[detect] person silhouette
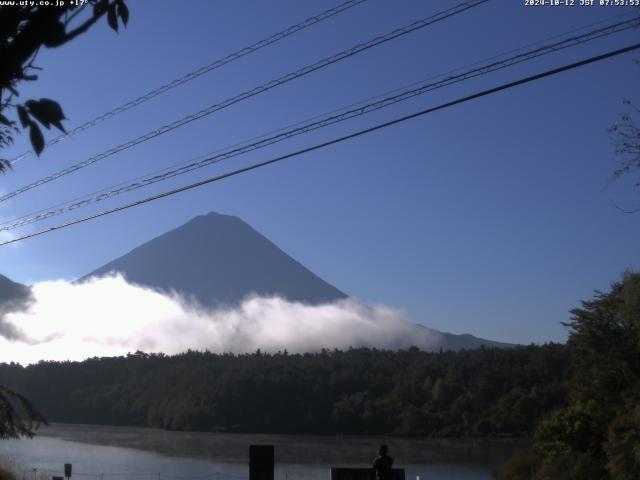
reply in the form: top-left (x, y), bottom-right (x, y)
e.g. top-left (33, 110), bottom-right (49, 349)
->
top-left (372, 445), bottom-right (393, 480)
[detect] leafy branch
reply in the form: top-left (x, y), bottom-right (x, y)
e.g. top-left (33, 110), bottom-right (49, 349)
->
top-left (0, 384), bottom-right (47, 439)
top-left (0, 0), bottom-right (129, 171)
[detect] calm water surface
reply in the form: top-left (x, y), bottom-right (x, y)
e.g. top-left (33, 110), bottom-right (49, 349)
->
top-left (0, 424), bottom-right (521, 480)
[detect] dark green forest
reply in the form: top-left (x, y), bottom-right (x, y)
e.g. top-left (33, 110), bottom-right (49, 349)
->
top-left (0, 344), bottom-right (568, 437)
top-left (497, 272), bottom-right (640, 480)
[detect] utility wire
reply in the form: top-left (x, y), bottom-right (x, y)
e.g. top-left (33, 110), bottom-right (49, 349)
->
top-left (2, 16), bottom-right (637, 232)
top-left (6, 0), bottom-right (369, 165)
top-left (2, 41), bottom-right (638, 247)
top-left (3, 8), bottom-right (635, 231)
top-left (0, 0), bottom-right (490, 204)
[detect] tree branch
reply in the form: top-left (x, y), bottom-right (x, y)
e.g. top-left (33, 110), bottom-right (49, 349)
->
top-left (62, 2), bottom-right (113, 44)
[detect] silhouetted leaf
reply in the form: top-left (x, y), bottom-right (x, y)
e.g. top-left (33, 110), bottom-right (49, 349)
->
top-left (0, 159), bottom-right (11, 173)
top-left (93, 0), bottom-right (108, 16)
top-left (41, 19), bottom-right (66, 47)
top-left (117, 0), bottom-right (129, 26)
top-left (25, 98), bottom-right (66, 133)
top-left (107, 4), bottom-right (118, 32)
top-left (16, 105), bottom-right (30, 128)
top-left (39, 98), bottom-right (67, 133)
top-left (36, 98), bottom-right (66, 119)
top-left (26, 100), bottom-right (51, 129)
top-left (0, 114), bottom-right (13, 128)
top-left (29, 123), bottom-right (44, 155)
top-left (51, 119), bottom-right (65, 133)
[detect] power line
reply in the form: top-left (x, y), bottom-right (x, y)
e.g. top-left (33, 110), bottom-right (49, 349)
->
top-left (2, 41), bottom-right (638, 247)
top-left (6, 0), bottom-right (369, 165)
top-left (0, 0), bottom-right (490, 204)
top-left (4, 8), bottom-right (634, 231)
top-left (2, 15), bottom-right (637, 232)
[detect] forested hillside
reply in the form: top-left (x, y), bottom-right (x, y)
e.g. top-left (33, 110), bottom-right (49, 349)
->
top-left (0, 345), bottom-right (567, 436)
top-left (498, 272), bottom-right (640, 479)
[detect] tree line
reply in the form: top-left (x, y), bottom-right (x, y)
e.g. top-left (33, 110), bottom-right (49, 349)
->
top-left (0, 343), bottom-right (568, 437)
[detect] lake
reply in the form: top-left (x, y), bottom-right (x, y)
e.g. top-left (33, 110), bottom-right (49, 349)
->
top-left (0, 424), bottom-right (521, 480)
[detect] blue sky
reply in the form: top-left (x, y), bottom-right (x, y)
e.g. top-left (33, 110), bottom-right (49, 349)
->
top-left (0, 0), bottom-right (639, 344)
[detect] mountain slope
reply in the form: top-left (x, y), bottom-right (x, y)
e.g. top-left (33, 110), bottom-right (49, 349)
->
top-left (0, 275), bottom-right (29, 304)
top-left (0, 274), bottom-right (31, 307)
top-left (425, 327), bottom-right (515, 350)
top-left (79, 212), bottom-right (514, 351)
top-left (0, 274), bottom-right (32, 340)
top-left (81, 212), bottom-right (347, 306)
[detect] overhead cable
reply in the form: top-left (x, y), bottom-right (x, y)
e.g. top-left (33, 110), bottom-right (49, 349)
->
top-left (2, 41), bottom-right (638, 246)
top-left (0, 0), bottom-right (490, 204)
top-left (6, 0), bottom-right (370, 165)
top-left (2, 16), bottom-right (637, 232)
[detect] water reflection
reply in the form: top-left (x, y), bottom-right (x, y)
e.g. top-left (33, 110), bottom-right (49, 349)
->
top-left (0, 424), bottom-right (521, 480)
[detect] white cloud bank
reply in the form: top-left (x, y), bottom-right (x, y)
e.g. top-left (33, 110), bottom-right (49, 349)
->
top-left (0, 274), bottom-right (444, 365)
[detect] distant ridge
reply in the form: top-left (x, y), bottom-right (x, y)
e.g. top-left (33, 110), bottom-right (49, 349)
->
top-left (0, 274), bottom-right (32, 340)
top-left (80, 212), bottom-right (347, 307)
top-left (425, 328), bottom-right (515, 350)
top-left (0, 274), bottom-right (31, 307)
